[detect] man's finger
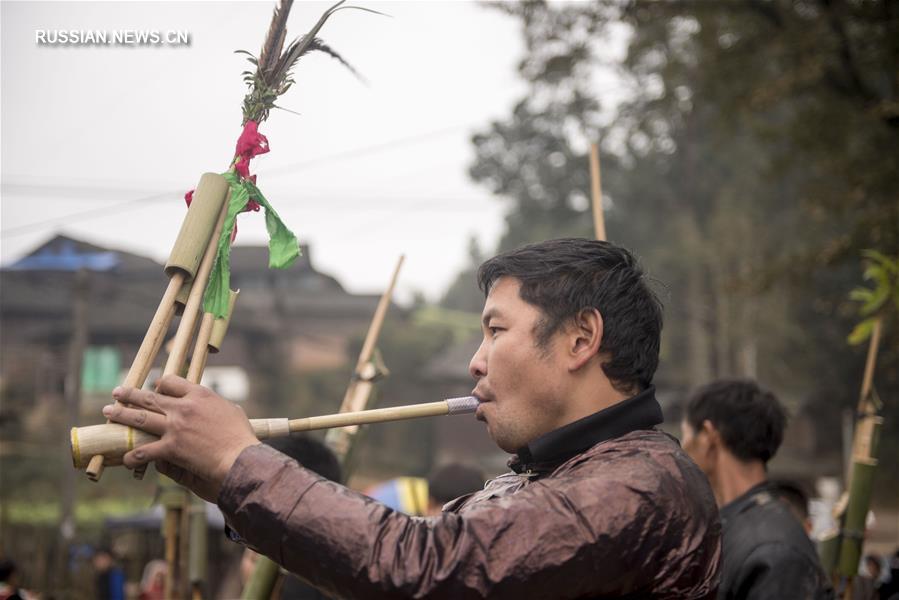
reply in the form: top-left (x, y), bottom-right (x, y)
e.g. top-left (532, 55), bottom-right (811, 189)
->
top-left (122, 440), bottom-right (168, 468)
top-left (111, 386), bottom-right (174, 412)
top-left (155, 374), bottom-right (196, 398)
top-left (102, 404), bottom-right (166, 436)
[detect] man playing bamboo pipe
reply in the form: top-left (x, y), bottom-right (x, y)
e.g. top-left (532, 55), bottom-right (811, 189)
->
top-left (104, 238), bottom-right (721, 598)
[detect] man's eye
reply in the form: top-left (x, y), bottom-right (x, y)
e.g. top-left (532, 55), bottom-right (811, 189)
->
top-left (489, 326), bottom-right (502, 335)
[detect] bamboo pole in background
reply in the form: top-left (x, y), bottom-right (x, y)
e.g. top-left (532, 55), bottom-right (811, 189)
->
top-left (325, 255), bottom-right (405, 459)
top-left (836, 318), bottom-right (884, 599)
top-left (589, 143), bottom-right (607, 242)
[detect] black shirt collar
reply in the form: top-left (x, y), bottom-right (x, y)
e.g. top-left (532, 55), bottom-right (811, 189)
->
top-left (511, 385), bottom-right (663, 473)
top-left (719, 481), bottom-right (773, 527)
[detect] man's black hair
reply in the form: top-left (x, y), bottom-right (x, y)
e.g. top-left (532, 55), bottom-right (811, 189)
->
top-left (265, 434), bottom-right (342, 482)
top-left (427, 463), bottom-right (485, 504)
top-left (477, 238), bottom-right (663, 392)
top-left (0, 559), bottom-right (16, 582)
top-left (770, 479), bottom-right (810, 521)
top-left (685, 379), bottom-right (786, 464)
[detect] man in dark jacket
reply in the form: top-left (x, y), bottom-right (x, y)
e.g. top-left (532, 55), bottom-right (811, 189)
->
top-left (681, 379), bottom-right (834, 600)
top-left (105, 238), bottom-right (721, 598)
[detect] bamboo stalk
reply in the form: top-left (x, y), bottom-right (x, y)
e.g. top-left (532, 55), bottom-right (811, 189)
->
top-left (856, 317), bottom-right (882, 413)
top-left (589, 143), bottom-right (606, 242)
top-left (837, 316), bottom-right (884, 591)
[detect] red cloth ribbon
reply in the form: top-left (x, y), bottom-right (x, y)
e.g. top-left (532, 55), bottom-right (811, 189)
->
top-left (182, 121), bottom-right (268, 242)
top-left (234, 121), bottom-right (267, 212)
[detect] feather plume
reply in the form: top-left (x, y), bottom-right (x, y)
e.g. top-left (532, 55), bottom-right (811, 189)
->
top-left (258, 0), bottom-right (293, 79)
top-left (238, 0), bottom-right (386, 124)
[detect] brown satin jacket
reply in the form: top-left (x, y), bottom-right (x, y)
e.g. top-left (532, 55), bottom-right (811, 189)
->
top-left (219, 387), bottom-right (721, 599)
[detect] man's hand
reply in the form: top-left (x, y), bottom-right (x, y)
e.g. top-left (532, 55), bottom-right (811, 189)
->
top-left (102, 375), bottom-right (260, 502)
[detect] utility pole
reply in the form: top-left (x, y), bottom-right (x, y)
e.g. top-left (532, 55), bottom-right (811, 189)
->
top-left (54, 268), bottom-right (90, 595)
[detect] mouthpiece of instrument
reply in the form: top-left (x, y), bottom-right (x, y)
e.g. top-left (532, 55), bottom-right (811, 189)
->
top-left (445, 396), bottom-right (480, 414)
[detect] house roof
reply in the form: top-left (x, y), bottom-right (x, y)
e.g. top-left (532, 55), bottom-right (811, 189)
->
top-left (5, 234), bottom-right (163, 274)
top-left (1, 234), bottom-right (397, 340)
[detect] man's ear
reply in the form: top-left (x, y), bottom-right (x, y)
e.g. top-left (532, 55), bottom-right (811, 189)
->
top-left (568, 308), bottom-right (603, 370)
top-left (701, 420), bottom-right (721, 451)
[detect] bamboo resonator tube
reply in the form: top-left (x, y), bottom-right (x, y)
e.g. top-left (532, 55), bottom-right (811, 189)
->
top-left (71, 396), bottom-right (480, 470)
top-left (85, 173), bottom-right (231, 482)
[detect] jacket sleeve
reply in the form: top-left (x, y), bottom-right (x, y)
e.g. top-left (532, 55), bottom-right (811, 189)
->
top-left (218, 444), bottom-right (663, 599)
top-left (735, 543), bottom-right (835, 600)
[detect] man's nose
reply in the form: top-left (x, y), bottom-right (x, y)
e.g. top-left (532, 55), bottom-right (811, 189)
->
top-left (469, 340), bottom-right (487, 380)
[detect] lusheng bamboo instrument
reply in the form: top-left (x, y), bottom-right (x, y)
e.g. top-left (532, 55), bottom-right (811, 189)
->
top-left (85, 173), bottom-right (231, 482)
top-left (70, 397), bottom-right (480, 469)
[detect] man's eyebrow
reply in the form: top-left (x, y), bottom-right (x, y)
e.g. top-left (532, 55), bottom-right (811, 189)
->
top-left (481, 308), bottom-right (501, 327)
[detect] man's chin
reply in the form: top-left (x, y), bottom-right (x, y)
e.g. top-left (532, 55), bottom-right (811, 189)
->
top-left (487, 428), bottom-right (518, 454)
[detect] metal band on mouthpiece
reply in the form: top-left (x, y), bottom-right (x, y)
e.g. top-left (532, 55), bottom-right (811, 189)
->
top-left (445, 396), bottom-right (480, 415)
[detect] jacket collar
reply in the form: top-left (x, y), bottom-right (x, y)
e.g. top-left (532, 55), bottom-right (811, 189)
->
top-left (719, 480), bottom-right (774, 528)
top-left (510, 385), bottom-right (663, 474)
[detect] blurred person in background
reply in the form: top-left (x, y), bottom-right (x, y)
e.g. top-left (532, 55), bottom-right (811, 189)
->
top-left (0, 559), bottom-right (36, 600)
top-left (880, 549), bottom-right (899, 600)
top-left (426, 463), bottom-right (485, 516)
top-left (682, 379), bottom-right (834, 600)
top-left (92, 548), bottom-right (124, 600)
top-left (137, 560), bottom-right (166, 600)
top-left (770, 479), bottom-right (814, 535)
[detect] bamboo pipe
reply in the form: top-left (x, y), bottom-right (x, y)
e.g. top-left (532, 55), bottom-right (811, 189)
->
top-left (164, 200), bottom-right (229, 378)
top-left (186, 288), bottom-right (239, 384)
top-left (86, 174), bottom-right (230, 481)
top-left (70, 397), bottom-right (480, 469)
top-left (589, 143), bottom-right (606, 242)
top-left (186, 313), bottom-right (216, 383)
top-left (127, 199), bottom-right (229, 483)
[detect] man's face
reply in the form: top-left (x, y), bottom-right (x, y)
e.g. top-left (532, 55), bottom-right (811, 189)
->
top-left (469, 277), bottom-right (569, 453)
top-left (680, 418), bottom-right (714, 476)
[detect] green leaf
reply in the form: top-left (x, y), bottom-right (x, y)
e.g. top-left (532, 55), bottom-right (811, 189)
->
top-left (861, 249), bottom-right (890, 268)
top-left (848, 318), bottom-right (875, 345)
top-left (861, 284), bottom-right (889, 316)
top-left (849, 288), bottom-right (874, 303)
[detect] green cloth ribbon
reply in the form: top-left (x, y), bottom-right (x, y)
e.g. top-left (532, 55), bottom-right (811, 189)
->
top-left (203, 171), bottom-right (301, 317)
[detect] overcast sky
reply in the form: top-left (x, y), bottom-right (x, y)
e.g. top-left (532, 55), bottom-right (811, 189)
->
top-left (1, 1), bottom-right (531, 303)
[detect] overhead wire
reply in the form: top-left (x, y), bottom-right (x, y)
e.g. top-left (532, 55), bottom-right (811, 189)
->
top-left (0, 124), bottom-right (474, 238)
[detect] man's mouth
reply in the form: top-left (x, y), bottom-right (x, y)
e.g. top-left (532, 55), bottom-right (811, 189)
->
top-left (472, 389), bottom-right (491, 422)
